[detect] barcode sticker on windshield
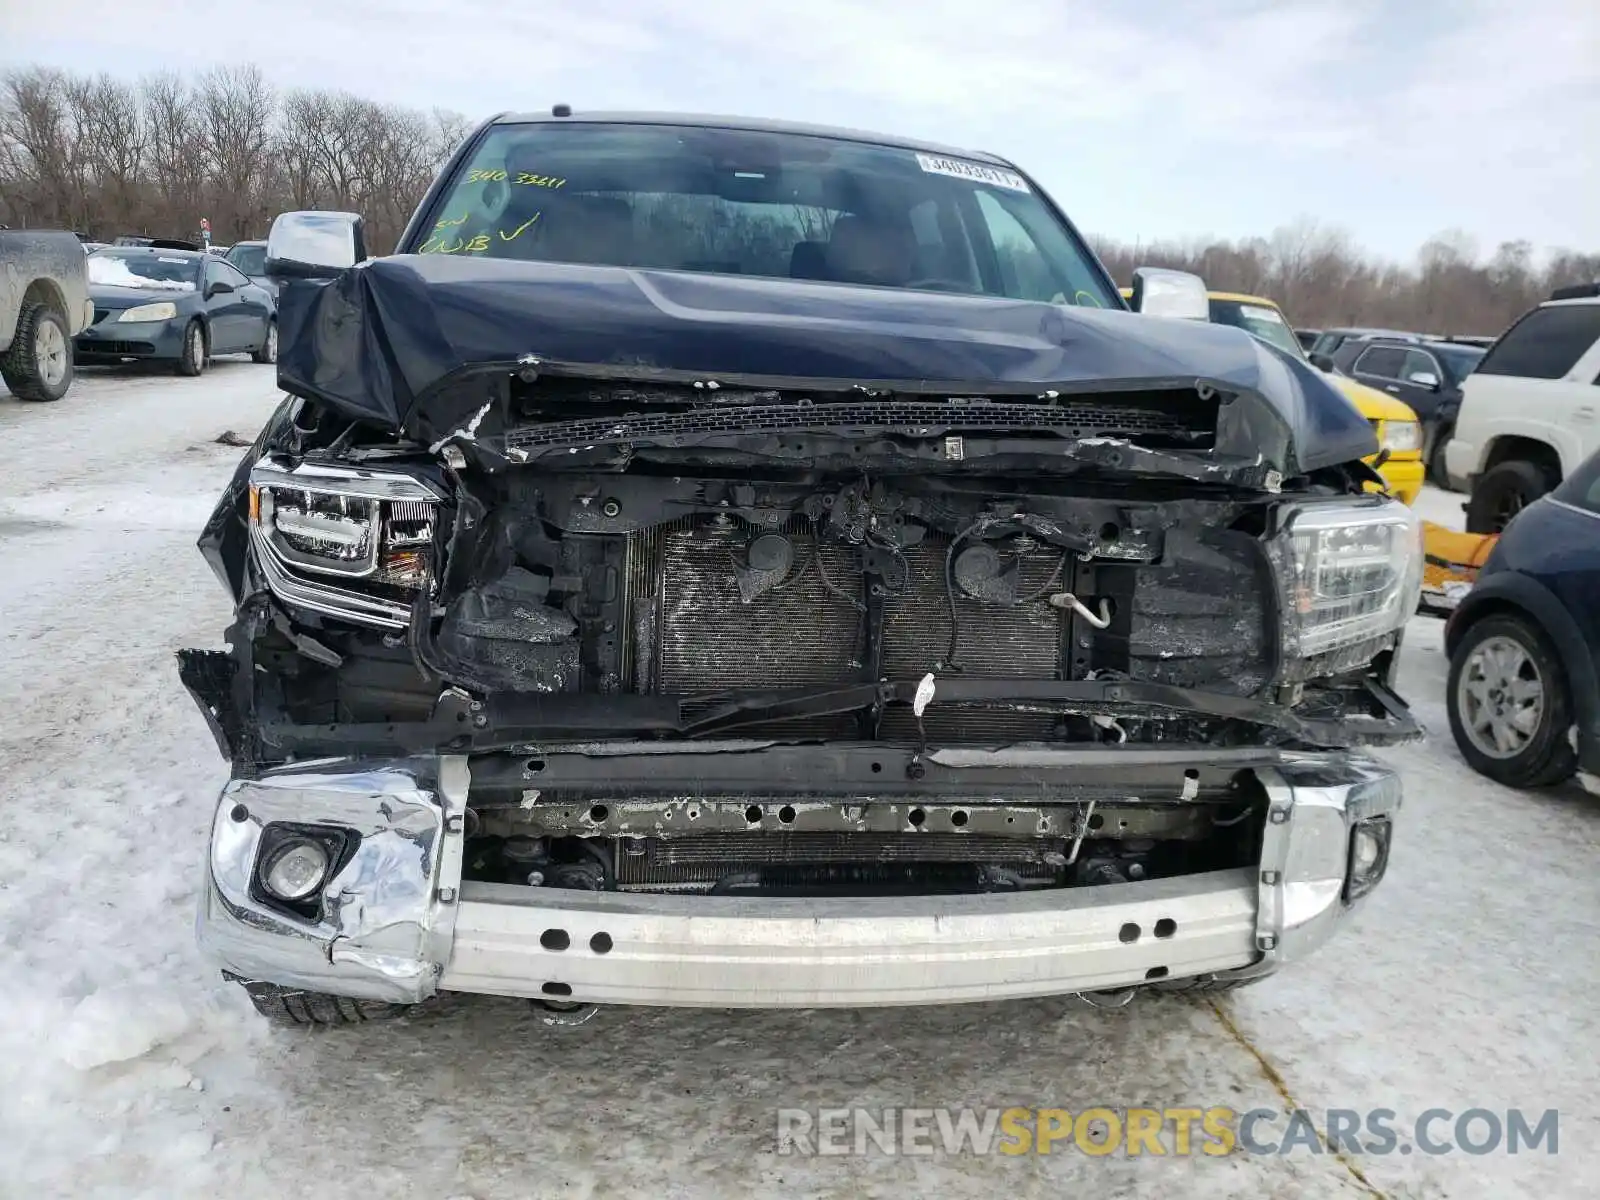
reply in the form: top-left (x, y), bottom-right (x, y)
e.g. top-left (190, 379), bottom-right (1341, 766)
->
top-left (915, 153), bottom-right (1030, 193)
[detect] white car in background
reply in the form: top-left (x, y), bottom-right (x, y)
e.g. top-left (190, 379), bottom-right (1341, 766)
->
top-left (1447, 285), bottom-right (1600, 532)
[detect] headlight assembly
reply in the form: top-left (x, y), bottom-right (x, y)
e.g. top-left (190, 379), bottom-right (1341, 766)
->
top-left (118, 301), bottom-right (178, 322)
top-left (1269, 497), bottom-right (1423, 670)
top-left (1378, 419), bottom-right (1421, 454)
top-left (248, 458), bottom-right (447, 628)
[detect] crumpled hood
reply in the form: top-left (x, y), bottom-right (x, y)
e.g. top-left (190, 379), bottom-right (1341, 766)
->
top-left (276, 254), bottom-right (1378, 475)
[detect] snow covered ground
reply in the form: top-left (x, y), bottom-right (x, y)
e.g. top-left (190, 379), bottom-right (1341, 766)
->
top-left (2, 367), bottom-right (1597, 1200)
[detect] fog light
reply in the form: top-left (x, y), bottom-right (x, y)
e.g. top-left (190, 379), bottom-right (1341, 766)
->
top-left (1345, 817), bottom-right (1392, 901)
top-left (261, 838), bottom-right (331, 901)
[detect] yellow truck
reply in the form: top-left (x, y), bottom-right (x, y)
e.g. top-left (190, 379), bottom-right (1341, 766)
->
top-left (1121, 288), bottom-right (1425, 504)
top-left (1121, 287), bottom-right (1491, 609)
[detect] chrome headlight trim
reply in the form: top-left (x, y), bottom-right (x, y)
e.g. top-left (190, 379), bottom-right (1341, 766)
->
top-left (250, 527), bottom-right (414, 628)
top-left (248, 457), bottom-right (443, 628)
top-left (249, 458), bottom-right (449, 503)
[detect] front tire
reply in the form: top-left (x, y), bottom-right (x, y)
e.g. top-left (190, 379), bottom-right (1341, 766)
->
top-left (176, 320), bottom-right (207, 377)
top-left (233, 978), bottom-right (409, 1027)
top-left (1465, 460), bottom-right (1552, 533)
top-left (251, 319), bottom-right (277, 365)
top-left (1, 303), bottom-right (74, 401)
top-left (1447, 613), bottom-right (1577, 788)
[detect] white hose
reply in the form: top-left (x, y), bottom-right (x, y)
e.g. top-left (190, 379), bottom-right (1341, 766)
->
top-left (1048, 592), bottom-right (1113, 628)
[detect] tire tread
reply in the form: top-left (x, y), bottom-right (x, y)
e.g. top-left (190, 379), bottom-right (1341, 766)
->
top-left (1, 302), bottom-right (73, 401)
top-left (236, 978), bottom-right (408, 1027)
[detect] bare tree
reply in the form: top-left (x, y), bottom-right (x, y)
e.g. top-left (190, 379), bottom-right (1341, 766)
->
top-left (195, 65), bottom-right (276, 241)
top-left (141, 71), bottom-right (204, 237)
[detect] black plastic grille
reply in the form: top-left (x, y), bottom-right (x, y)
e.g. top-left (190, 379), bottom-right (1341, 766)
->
top-left (76, 339), bottom-right (155, 355)
top-left (505, 399), bottom-right (1214, 452)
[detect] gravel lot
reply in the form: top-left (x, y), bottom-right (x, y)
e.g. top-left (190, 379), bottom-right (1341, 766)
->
top-left (2, 366), bottom-right (1596, 1200)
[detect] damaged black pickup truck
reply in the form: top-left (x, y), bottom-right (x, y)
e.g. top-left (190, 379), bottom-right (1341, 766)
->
top-left (180, 111), bottom-right (1421, 1025)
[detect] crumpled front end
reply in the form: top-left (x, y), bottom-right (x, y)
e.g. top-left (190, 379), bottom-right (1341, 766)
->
top-left (183, 351), bottom-right (1419, 1009)
top-left (198, 757), bottom-right (468, 1004)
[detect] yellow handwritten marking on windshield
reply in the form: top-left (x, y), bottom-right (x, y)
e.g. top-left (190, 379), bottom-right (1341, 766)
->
top-left (498, 214), bottom-right (541, 242)
top-left (466, 168), bottom-right (508, 183)
top-left (417, 232), bottom-right (491, 255)
top-left (515, 172), bottom-right (566, 189)
top-left (433, 211), bottom-right (470, 229)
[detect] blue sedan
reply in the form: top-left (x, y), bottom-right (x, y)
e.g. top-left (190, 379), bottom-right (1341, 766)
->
top-left (76, 247), bottom-right (276, 375)
top-left (1446, 449), bottom-right (1600, 790)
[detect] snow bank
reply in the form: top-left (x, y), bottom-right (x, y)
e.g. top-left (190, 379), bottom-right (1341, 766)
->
top-left (58, 985), bottom-right (196, 1071)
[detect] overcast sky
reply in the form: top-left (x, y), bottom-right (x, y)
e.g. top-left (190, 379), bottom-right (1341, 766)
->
top-left (4, 0), bottom-right (1596, 261)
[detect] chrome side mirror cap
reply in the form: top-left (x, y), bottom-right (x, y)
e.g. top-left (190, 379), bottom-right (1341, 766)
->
top-left (1129, 267), bottom-right (1209, 321)
top-left (265, 211), bottom-right (367, 281)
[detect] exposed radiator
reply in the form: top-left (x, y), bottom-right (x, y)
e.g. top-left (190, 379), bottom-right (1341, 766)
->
top-left (626, 518), bottom-right (1067, 740)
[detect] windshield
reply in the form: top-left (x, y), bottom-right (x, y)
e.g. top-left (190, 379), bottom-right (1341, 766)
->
top-left (1208, 298), bottom-right (1304, 358)
top-left (227, 244), bottom-right (267, 276)
top-left (1434, 344), bottom-right (1485, 382)
top-left (87, 251), bottom-right (198, 291)
top-left (407, 122), bottom-right (1120, 307)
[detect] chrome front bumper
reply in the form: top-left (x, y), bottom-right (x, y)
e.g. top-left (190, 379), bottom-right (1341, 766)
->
top-left (198, 753), bottom-right (1400, 1008)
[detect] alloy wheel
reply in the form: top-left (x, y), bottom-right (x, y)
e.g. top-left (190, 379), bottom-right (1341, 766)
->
top-left (35, 318), bottom-right (67, 387)
top-left (1457, 634), bottom-right (1545, 758)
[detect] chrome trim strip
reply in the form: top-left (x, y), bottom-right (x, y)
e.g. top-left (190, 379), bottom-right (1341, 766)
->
top-left (250, 456), bottom-right (449, 502)
top-left (250, 525), bottom-right (411, 628)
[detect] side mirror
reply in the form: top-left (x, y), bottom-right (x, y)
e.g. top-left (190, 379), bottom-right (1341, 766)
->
top-left (207, 281), bottom-right (234, 297)
top-left (264, 210), bottom-right (367, 281)
top-left (1128, 267), bottom-right (1209, 320)
top-left (1309, 352), bottom-right (1336, 372)
top-left (1408, 371), bottom-right (1440, 390)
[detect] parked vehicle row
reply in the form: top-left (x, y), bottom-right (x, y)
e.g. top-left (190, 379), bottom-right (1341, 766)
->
top-left (3, 232), bottom-right (279, 396)
top-left (1126, 288), bottom-right (1428, 504)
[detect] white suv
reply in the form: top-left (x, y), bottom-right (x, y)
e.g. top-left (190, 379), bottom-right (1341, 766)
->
top-left (1447, 286), bottom-right (1600, 532)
